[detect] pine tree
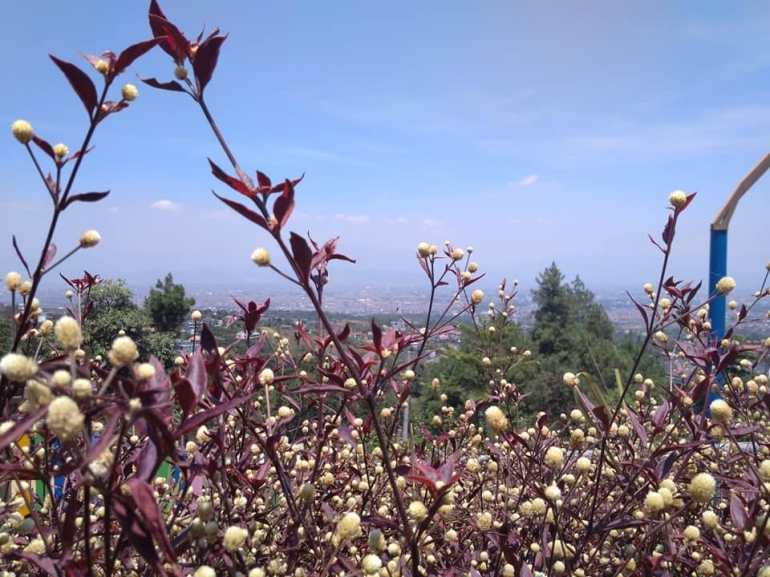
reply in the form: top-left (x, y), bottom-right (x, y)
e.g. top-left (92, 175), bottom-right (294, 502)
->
top-left (144, 273), bottom-right (195, 334)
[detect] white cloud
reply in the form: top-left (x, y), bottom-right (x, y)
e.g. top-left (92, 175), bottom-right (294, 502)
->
top-left (334, 213), bottom-right (370, 223)
top-left (151, 200), bottom-right (183, 211)
top-left (106, 206), bottom-right (120, 213)
top-left (510, 174), bottom-right (539, 187)
top-left (422, 218), bottom-right (441, 227)
top-left (383, 217), bottom-right (408, 225)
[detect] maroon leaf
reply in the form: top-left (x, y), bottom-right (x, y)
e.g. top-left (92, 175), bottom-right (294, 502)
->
top-left (337, 323), bottom-right (351, 341)
top-left (174, 378), bottom-right (196, 417)
top-left (134, 437), bottom-right (159, 482)
top-left (661, 213), bottom-right (675, 246)
top-left (591, 405), bottom-right (610, 431)
top-left (256, 170), bottom-right (272, 189)
top-left (654, 451), bottom-right (678, 482)
top-left (289, 232), bottom-right (313, 282)
top-left (652, 399), bottom-right (670, 430)
top-left (626, 408), bottom-right (648, 448)
top-left (208, 158), bottom-right (253, 197)
top-left (49, 55), bottom-right (98, 116)
top-left (729, 493), bottom-right (749, 531)
top-left (175, 395), bottom-right (250, 438)
top-left (398, 383), bottom-right (411, 405)
top-left (114, 38), bottom-right (162, 76)
top-left (42, 243), bottom-right (57, 271)
top-left (678, 192), bottom-right (697, 212)
top-left (149, 10), bottom-right (190, 63)
top-left (186, 351), bottom-right (207, 404)
top-left (138, 76), bottom-right (188, 93)
top-left (124, 478), bottom-right (177, 563)
top-left (62, 191), bottom-right (110, 210)
top-left (192, 32), bottom-right (227, 93)
top-left (212, 191), bottom-right (268, 230)
top-left (68, 145), bottom-right (95, 162)
top-left (628, 292), bottom-right (649, 326)
top-left (12, 235), bottom-right (31, 277)
top-left (44, 172), bottom-right (58, 196)
top-left (647, 233), bottom-right (665, 253)
top-left (273, 179), bottom-right (295, 228)
top-left (31, 135), bottom-right (55, 160)
top-left (371, 318), bottom-right (382, 351)
top-left (199, 322), bottom-right (218, 356)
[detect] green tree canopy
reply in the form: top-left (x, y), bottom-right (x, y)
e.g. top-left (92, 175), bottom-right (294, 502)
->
top-left (144, 273), bottom-right (195, 333)
top-left (83, 279), bottom-right (177, 368)
top-left (521, 262), bottom-right (663, 416)
top-left (415, 263), bottom-right (665, 425)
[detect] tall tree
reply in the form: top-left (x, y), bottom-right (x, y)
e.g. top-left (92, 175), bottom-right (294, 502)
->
top-left (82, 279), bottom-right (177, 368)
top-left (522, 262), bottom-right (663, 416)
top-left (144, 273), bottom-right (195, 333)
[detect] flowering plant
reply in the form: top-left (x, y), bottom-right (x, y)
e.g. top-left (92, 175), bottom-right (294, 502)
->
top-left (1, 3), bottom-right (770, 576)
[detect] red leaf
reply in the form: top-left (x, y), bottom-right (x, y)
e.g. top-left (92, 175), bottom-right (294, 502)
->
top-left (134, 437), bottom-right (159, 482)
top-left (192, 32), bottom-right (227, 93)
top-left (175, 395), bottom-right (250, 438)
top-left (138, 76), bottom-right (188, 93)
top-left (174, 378), bottom-right (196, 418)
top-left (661, 213), bottom-right (675, 246)
top-left (149, 10), bottom-right (189, 63)
top-left (186, 351), bottom-right (207, 404)
top-left (62, 190), bottom-right (110, 210)
top-left (212, 191), bottom-right (268, 230)
top-left (678, 192), bottom-right (697, 212)
top-left (647, 233), bottom-right (665, 253)
top-left (31, 135), bottom-right (55, 160)
top-left (208, 158), bottom-right (253, 197)
top-left (371, 318), bottom-right (382, 351)
top-left (49, 55), bottom-right (98, 116)
top-left (64, 146), bottom-right (95, 166)
top-left (273, 179), bottom-right (295, 228)
top-left (114, 38), bottom-right (162, 76)
top-left (256, 170), bottom-right (272, 189)
top-left (729, 493), bottom-right (749, 531)
top-left (289, 232), bottom-right (313, 282)
top-left (199, 323), bottom-right (219, 357)
top-left (124, 478), bottom-right (177, 563)
top-left (337, 323), bottom-right (351, 341)
top-left (652, 399), bottom-right (670, 430)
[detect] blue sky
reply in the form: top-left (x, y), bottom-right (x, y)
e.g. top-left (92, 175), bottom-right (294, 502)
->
top-left (2, 1), bottom-right (770, 299)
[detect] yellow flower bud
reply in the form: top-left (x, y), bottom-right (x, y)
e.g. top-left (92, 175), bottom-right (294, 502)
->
top-left (250, 247), bottom-right (271, 267)
top-left (11, 120), bottom-right (34, 144)
top-left (121, 84), bottom-right (139, 101)
top-left (79, 230), bottom-right (101, 248)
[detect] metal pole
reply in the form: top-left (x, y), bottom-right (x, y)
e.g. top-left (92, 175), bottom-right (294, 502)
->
top-left (708, 153), bottom-right (770, 398)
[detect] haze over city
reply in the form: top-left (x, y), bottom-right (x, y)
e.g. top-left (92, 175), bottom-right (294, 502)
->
top-left (2, 2), bottom-right (769, 297)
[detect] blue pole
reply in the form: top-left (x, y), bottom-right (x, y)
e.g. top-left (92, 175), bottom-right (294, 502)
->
top-left (708, 228), bottom-right (728, 344)
top-left (708, 227), bottom-right (728, 402)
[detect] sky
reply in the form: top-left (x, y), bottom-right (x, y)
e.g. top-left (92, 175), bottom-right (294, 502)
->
top-left (1, 1), bottom-right (770, 300)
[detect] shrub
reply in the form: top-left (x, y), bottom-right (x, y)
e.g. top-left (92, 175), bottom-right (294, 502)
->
top-left (1, 3), bottom-right (769, 576)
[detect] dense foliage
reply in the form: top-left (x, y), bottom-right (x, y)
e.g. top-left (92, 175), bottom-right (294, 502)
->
top-left (1, 4), bottom-right (769, 577)
top-left (417, 263), bottom-right (665, 425)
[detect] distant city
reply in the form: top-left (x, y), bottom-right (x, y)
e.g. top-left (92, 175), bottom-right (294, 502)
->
top-left (26, 279), bottom-right (770, 337)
